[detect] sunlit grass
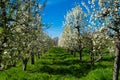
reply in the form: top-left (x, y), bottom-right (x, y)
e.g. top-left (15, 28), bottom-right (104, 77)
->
top-left (0, 47), bottom-right (118, 80)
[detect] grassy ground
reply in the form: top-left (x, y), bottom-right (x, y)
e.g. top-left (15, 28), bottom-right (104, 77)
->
top-left (0, 47), bottom-right (119, 80)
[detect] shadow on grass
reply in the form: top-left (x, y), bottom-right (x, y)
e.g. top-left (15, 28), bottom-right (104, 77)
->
top-left (29, 47), bottom-right (114, 78)
top-left (28, 57), bottom-right (93, 78)
top-left (101, 56), bottom-right (114, 62)
top-left (33, 58), bottom-right (113, 78)
top-left (53, 59), bottom-right (80, 66)
top-left (41, 54), bottom-right (70, 60)
top-left (37, 64), bottom-right (91, 78)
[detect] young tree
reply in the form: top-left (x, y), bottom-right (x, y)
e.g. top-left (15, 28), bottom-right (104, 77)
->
top-left (16, 0), bottom-right (47, 70)
top-left (88, 0), bottom-right (120, 79)
top-left (58, 26), bottom-right (78, 56)
top-left (61, 5), bottom-right (88, 61)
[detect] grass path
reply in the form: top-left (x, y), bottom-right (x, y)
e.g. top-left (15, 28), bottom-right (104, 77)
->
top-left (35, 47), bottom-right (91, 79)
top-left (0, 47), bottom-right (118, 80)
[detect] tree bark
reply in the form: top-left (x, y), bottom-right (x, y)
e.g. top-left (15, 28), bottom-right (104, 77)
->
top-left (12, 61), bottom-right (16, 67)
top-left (30, 52), bottom-right (34, 64)
top-left (0, 1), bottom-right (7, 68)
top-left (76, 26), bottom-right (82, 62)
top-left (22, 58), bottom-right (28, 71)
top-left (113, 33), bottom-right (120, 80)
top-left (0, 50), bottom-right (2, 67)
top-left (70, 50), bottom-right (74, 55)
top-left (79, 49), bottom-right (82, 61)
top-left (90, 39), bottom-right (94, 66)
top-left (90, 51), bottom-right (94, 66)
top-left (73, 51), bottom-right (76, 57)
top-left (37, 53), bottom-right (41, 59)
top-left (94, 52), bottom-right (102, 62)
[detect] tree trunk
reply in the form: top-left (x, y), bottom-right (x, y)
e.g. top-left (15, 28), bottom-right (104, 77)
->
top-left (13, 62), bottom-right (16, 67)
top-left (94, 52), bottom-right (102, 62)
top-left (37, 53), bottom-right (41, 59)
top-left (90, 50), bottom-right (94, 66)
top-left (113, 33), bottom-right (120, 80)
top-left (0, 1), bottom-right (7, 68)
top-left (22, 58), bottom-right (28, 71)
top-left (76, 25), bottom-right (82, 62)
top-left (66, 49), bottom-right (69, 53)
top-left (0, 51), bottom-right (2, 67)
top-left (30, 52), bottom-right (34, 64)
top-left (89, 39), bottom-right (94, 66)
top-left (68, 49), bottom-right (71, 54)
top-left (79, 49), bottom-right (82, 61)
top-left (70, 50), bottom-right (74, 55)
top-left (23, 63), bottom-right (27, 71)
top-left (73, 51), bottom-right (76, 57)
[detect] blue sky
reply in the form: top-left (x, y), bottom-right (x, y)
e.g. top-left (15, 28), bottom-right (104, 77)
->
top-left (42, 0), bottom-right (81, 38)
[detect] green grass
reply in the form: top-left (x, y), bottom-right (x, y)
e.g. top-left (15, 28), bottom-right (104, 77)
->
top-left (0, 27), bottom-right (3, 34)
top-left (0, 47), bottom-right (119, 80)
